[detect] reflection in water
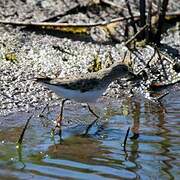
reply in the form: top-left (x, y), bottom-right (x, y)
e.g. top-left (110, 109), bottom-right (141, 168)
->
top-left (0, 91), bottom-right (180, 179)
top-left (130, 100), bottom-right (140, 139)
top-left (23, 135), bottom-right (137, 179)
top-left (47, 136), bottom-right (110, 164)
top-left (156, 104), bottom-right (175, 179)
top-left (16, 144), bottom-right (26, 170)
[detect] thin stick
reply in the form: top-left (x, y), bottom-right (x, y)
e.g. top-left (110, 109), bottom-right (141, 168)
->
top-left (125, 24), bottom-right (148, 46)
top-left (0, 11), bottom-right (179, 29)
top-left (0, 15), bottom-right (140, 28)
top-left (101, 0), bottom-right (128, 12)
top-left (157, 92), bottom-right (169, 101)
top-left (139, 0), bottom-right (146, 39)
top-left (16, 114), bottom-right (33, 146)
top-left (122, 51), bottom-right (128, 63)
top-left (42, 3), bottom-right (80, 22)
top-left (147, 0), bottom-right (152, 42)
top-left (146, 47), bottom-right (156, 68)
top-left (125, 0), bottom-right (137, 33)
top-left (155, 46), bottom-right (168, 80)
top-left (140, 0), bottom-right (146, 27)
top-left (155, 0), bottom-right (169, 44)
top-left (123, 127), bottom-right (130, 152)
top-left (158, 51), bottom-right (174, 64)
top-left (147, 45), bottom-right (174, 64)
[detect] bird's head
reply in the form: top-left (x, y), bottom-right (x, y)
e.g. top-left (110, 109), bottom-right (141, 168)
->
top-left (110, 63), bottom-right (130, 77)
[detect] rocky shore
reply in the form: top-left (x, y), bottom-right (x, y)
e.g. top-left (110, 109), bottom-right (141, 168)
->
top-left (0, 0), bottom-right (179, 117)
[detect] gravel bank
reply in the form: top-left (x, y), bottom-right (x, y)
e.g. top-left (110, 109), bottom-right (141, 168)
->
top-left (0, 0), bottom-right (180, 117)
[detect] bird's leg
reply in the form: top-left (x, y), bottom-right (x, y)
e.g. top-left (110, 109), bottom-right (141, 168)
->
top-left (81, 104), bottom-right (99, 136)
top-left (16, 114), bottom-right (33, 147)
top-left (130, 102), bottom-right (140, 140)
top-left (38, 103), bottom-right (49, 118)
top-left (87, 104), bottom-right (100, 118)
top-left (51, 99), bottom-right (68, 136)
top-left (83, 118), bottom-right (98, 136)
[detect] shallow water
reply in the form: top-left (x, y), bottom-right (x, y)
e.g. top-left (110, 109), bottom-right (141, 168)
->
top-left (0, 90), bottom-right (180, 180)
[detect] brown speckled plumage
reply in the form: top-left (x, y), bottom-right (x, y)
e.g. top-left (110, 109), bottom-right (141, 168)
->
top-left (36, 63), bottom-right (129, 93)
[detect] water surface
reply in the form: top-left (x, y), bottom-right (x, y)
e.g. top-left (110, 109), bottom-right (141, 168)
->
top-left (0, 90), bottom-right (180, 179)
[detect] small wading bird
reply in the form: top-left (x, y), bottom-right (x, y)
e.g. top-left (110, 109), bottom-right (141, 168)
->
top-left (36, 62), bottom-right (132, 135)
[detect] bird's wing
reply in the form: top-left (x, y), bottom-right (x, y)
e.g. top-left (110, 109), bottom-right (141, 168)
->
top-left (36, 76), bottom-right (101, 93)
top-left (52, 78), bottom-right (101, 92)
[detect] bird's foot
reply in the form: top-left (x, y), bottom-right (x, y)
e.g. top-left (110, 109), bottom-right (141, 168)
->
top-left (83, 118), bottom-right (98, 136)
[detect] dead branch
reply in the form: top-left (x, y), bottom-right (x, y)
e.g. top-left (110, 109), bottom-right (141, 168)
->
top-left (100, 0), bottom-right (128, 12)
top-left (0, 15), bottom-right (141, 34)
top-left (0, 10), bottom-right (179, 31)
top-left (123, 127), bottom-right (130, 152)
top-left (147, 0), bottom-right (152, 41)
top-left (17, 114), bottom-right (33, 146)
top-left (0, 15), bottom-right (141, 27)
top-left (42, 0), bottom-right (108, 22)
top-left (125, 0), bottom-right (137, 34)
top-left (42, 4), bottom-right (80, 22)
top-left (155, 0), bottom-right (169, 45)
top-left (155, 46), bottom-right (168, 80)
top-left (125, 24), bottom-right (148, 46)
top-left (140, 0), bottom-right (146, 28)
top-left (147, 45), bottom-right (174, 64)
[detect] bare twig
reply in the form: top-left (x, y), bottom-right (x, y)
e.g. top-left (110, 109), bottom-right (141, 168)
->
top-left (157, 92), bottom-right (169, 101)
top-left (0, 15), bottom-right (140, 29)
top-left (123, 127), bottom-right (130, 152)
top-left (122, 51), bottom-right (128, 63)
top-left (125, 24), bottom-right (148, 46)
top-left (140, 0), bottom-right (146, 27)
top-left (165, 11), bottom-right (180, 19)
top-left (158, 52), bottom-right (174, 64)
top-left (100, 0), bottom-right (128, 12)
top-left (146, 47), bottom-right (156, 67)
top-left (155, 0), bottom-right (169, 45)
top-left (125, 0), bottom-right (137, 34)
top-left (140, 0), bottom-right (146, 39)
top-left (155, 46), bottom-right (168, 80)
top-left (0, 10), bottom-right (178, 32)
top-left (147, 0), bottom-right (152, 41)
top-left (16, 114), bottom-right (33, 146)
top-left (41, 4), bottom-right (79, 22)
top-left (42, 0), bottom-right (104, 22)
top-left (147, 45), bottom-right (174, 64)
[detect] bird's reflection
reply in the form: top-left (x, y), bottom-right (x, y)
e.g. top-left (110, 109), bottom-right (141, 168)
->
top-left (47, 135), bottom-right (111, 164)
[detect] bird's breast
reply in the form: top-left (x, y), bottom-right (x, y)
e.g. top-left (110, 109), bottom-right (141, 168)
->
top-left (45, 84), bottom-right (105, 103)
